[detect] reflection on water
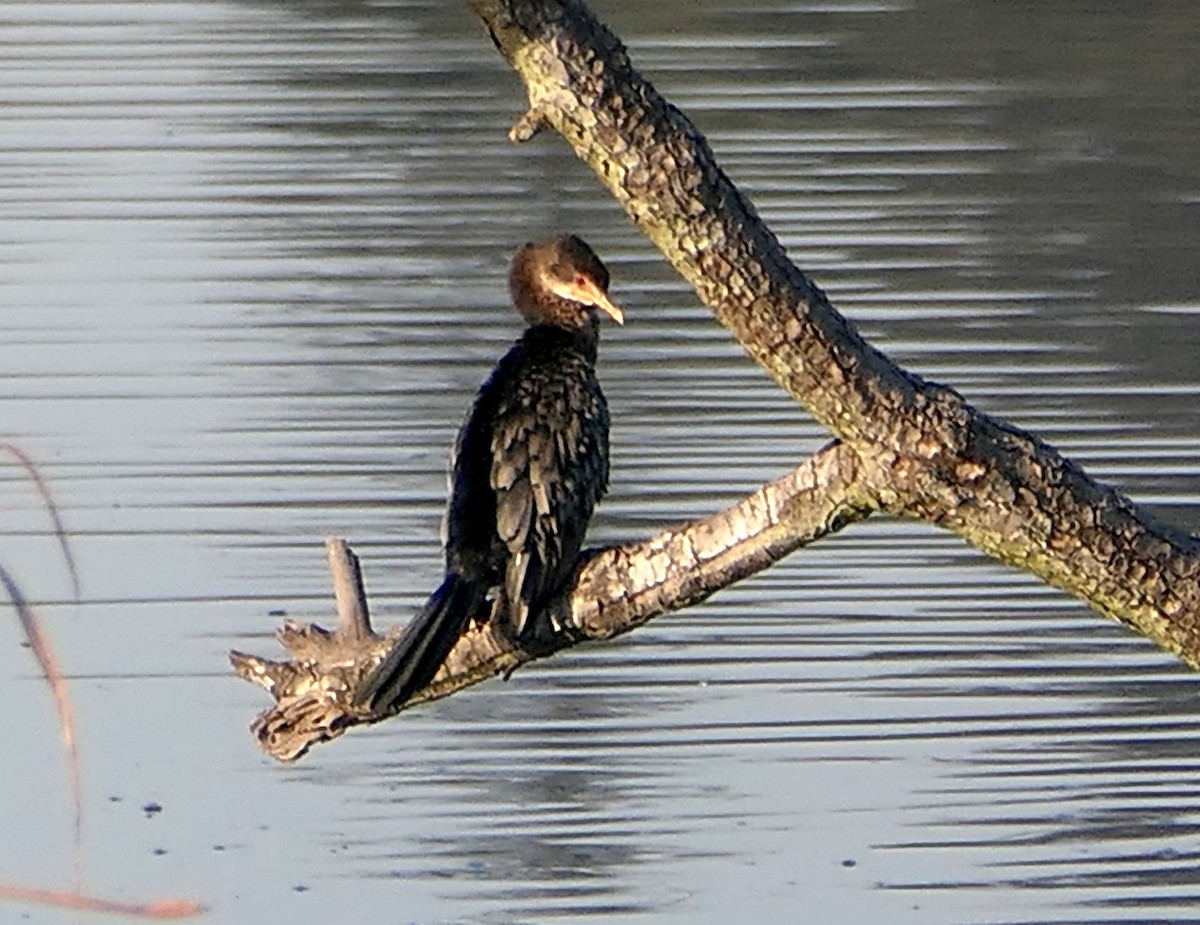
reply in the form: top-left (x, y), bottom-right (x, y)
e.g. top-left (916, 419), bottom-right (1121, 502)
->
top-left (3, 0), bottom-right (1200, 922)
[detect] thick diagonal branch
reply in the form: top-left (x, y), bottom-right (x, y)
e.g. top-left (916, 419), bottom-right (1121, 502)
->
top-left (232, 443), bottom-right (870, 761)
top-left (464, 0), bottom-right (1200, 663)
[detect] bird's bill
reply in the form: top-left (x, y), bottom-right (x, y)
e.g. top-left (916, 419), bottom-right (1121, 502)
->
top-left (552, 275), bottom-right (626, 324)
top-left (591, 291), bottom-right (625, 325)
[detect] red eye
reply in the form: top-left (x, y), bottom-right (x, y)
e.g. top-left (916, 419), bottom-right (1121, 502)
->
top-left (575, 274), bottom-right (587, 286)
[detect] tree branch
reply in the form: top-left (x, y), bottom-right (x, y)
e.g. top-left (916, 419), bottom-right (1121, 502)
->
top-left (463, 0), bottom-right (1200, 660)
top-left (233, 0), bottom-right (1200, 759)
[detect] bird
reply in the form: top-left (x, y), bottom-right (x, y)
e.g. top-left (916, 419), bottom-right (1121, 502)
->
top-left (354, 234), bottom-right (623, 714)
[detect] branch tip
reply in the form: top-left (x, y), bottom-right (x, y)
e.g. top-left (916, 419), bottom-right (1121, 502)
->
top-left (325, 537), bottom-right (374, 641)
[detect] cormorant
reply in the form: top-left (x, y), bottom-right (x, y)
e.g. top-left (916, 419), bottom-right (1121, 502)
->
top-left (355, 234), bottom-right (623, 713)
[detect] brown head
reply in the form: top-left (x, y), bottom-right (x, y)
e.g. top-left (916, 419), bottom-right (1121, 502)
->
top-left (508, 235), bottom-right (624, 330)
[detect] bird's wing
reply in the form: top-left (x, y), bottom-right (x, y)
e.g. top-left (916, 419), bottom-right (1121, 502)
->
top-left (491, 379), bottom-right (609, 636)
top-left (443, 347), bottom-right (521, 573)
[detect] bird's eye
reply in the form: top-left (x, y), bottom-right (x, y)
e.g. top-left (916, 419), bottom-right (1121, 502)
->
top-left (574, 274), bottom-right (587, 287)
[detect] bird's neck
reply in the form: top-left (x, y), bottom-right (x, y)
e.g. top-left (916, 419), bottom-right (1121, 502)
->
top-left (521, 317), bottom-right (600, 363)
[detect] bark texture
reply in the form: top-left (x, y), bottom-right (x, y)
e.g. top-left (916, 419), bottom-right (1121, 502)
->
top-left (234, 0), bottom-right (1200, 761)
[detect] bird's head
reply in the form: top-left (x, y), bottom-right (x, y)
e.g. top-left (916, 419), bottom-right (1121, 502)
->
top-left (509, 234), bottom-right (624, 329)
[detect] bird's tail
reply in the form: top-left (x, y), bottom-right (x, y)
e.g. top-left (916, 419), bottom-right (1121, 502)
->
top-left (353, 573), bottom-right (487, 713)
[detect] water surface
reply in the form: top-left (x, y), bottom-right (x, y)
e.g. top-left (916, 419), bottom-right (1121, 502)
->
top-left (3, 1), bottom-right (1200, 922)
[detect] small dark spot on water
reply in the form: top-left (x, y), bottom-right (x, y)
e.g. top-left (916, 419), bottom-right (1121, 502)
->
top-left (269, 608), bottom-right (288, 617)
top-left (143, 801), bottom-right (163, 817)
top-left (293, 884), bottom-right (309, 893)
top-left (153, 847), bottom-right (168, 856)
top-left (842, 858), bottom-right (857, 868)
top-left (213, 844), bottom-right (225, 852)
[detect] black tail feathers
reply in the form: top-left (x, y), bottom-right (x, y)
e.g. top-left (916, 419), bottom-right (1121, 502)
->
top-left (353, 573), bottom-right (487, 713)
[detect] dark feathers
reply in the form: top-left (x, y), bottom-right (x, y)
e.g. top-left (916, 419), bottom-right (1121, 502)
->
top-left (354, 235), bottom-right (617, 715)
top-left (352, 574), bottom-right (487, 711)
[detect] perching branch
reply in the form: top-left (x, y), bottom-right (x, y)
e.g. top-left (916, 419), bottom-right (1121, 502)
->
top-left (234, 0), bottom-right (1200, 760)
top-left (233, 444), bottom-right (869, 760)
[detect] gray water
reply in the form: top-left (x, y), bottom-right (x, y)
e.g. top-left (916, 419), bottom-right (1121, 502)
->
top-left (3, 1), bottom-right (1200, 922)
